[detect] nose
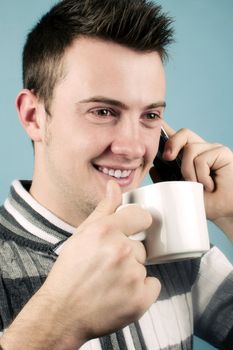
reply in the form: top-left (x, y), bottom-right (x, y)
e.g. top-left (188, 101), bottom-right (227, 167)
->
top-left (110, 120), bottom-right (146, 159)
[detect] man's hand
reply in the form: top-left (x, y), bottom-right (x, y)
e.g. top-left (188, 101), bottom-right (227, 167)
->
top-left (150, 122), bottom-right (233, 241)
top-left (1, 180), bottom-right (160, 350)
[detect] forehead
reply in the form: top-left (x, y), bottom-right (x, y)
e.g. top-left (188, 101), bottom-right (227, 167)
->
top-left (57, 37), bottom-right (166, 103)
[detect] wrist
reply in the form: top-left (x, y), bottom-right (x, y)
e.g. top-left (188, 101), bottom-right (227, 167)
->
top-left (0, 289), bottom-right (87, 350)
top-left (213, 216), bottom-right (233, 243)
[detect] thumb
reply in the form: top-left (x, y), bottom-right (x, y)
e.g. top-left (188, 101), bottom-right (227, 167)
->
top-left (79, 180), bottom-right (122, 228)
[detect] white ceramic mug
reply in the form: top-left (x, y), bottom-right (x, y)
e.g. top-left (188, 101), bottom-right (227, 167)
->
top-left (121, 181), bottom-right (210, 265)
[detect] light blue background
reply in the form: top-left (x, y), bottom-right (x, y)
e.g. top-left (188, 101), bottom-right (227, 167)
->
top-left (0, 1), bottom-right (232, 349)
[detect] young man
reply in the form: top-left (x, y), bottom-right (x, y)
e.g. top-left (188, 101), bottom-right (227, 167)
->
top-left (0, 0), bottom-right (232, 349)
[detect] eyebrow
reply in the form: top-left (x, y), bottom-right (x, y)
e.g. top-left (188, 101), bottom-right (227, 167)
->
top-left (78, 96), bottom-right (166, 110)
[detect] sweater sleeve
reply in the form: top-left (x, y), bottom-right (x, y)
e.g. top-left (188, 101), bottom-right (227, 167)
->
top-left (191, 246), bottom-right (233, 349)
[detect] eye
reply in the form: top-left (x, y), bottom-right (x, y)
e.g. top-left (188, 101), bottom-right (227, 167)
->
top-left (93, 108), bottom-right (115, 117)
top-left (144, 112), bottom-right (161, 120)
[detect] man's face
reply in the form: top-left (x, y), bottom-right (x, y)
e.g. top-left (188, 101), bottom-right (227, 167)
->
top-left (38, 38), bottom-right (166, 221)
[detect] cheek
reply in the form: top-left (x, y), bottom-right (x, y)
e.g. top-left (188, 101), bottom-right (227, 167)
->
top-left (78, 129), bottom-right (112, 155)
top-left (62, 126), bottom-right (113, 163)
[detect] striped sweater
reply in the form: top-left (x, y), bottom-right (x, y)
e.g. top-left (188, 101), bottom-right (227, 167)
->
top-left (0, 180), bottom-right (232, 349)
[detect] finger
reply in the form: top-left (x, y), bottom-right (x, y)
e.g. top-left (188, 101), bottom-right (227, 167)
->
top-left (203, 145), bottom-right (233, 172)
top-left (194, 145), bottom-right (233, 192)
top-left (142, 277), bottom-right (161, 310)
top-left (181, 143), bottom-right (221, 183)
top-left (195, 159), bottom-right (215, 192)
top-left (129, 240), bottom-right (147, 265)
top-left (163, 128), bottom-right (205, 161)
top-left (79, 180), bottom-right (122, 230)
top-left (161, 120), bottom-right (176, 137)
top-left (110, 204), bottom-right (152, 237)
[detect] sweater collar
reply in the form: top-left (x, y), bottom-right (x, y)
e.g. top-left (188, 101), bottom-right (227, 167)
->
top-left (4, 180), bottom-right (76, 249)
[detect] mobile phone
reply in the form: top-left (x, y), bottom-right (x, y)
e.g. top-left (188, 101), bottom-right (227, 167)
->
top-left (151, 128), bottom-right (184, 182)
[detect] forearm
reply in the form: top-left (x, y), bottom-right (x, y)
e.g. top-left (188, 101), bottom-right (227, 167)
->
top-left (213, 216), bottom-right (233, 243)
top-left (0, 290), bottom-right (85, 350)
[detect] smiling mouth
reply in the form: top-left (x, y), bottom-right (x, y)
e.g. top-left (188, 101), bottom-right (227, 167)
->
top-left (94, 165), bottom-right (134, 179)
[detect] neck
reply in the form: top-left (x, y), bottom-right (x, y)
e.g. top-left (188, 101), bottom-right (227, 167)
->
top-left (29, 178), bottom-right (88, 228)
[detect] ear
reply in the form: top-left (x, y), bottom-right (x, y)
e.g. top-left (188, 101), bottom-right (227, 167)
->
top-left (16, 89), bottom-right (45, 142)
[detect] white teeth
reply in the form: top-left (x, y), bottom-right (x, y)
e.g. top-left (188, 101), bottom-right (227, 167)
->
top-left (122, 170), bottom-right (129, 178)
top-left (98, 166), bottom-right (132, 179)
top-left (114, 170), bottom-right (121, 178)
top-left (109, 169), bottom-right (115, 176)
top-left (102, 167), bottom-right (109, 174)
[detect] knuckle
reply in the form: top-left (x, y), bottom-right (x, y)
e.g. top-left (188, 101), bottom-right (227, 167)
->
top-left (213, 142), bottom-right (223, 147)
top-left (93, 221), bottom-right (112, 240)
top-left (109, 242), bottom-right (132, 265)
top-left (178, 127), bottom-right (190, 135)
top-left (183, 143), bottom-right (194, 153)
top-left (222, 145), bottom-right (233, 156)
top-left (128, 269), bottom-right (141, 285)
top-left (193, 155), bottom-right (203, 167)
top-left (126, 265), bottom-right (146, 288)
top-left (126, 273), bottom-right (139, 286)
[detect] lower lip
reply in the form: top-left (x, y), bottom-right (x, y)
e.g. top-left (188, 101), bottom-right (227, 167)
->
top-left (94, 166), bottom-right (136, 187)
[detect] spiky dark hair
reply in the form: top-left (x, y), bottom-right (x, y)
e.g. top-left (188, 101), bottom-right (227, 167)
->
top-left (23, 0), bottom-right (174, 112)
